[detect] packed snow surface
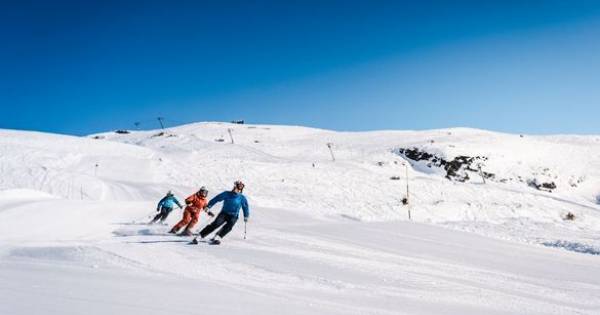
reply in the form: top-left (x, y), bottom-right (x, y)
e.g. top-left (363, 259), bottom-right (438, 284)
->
top-left (1, 122), bottom-right (599, 314)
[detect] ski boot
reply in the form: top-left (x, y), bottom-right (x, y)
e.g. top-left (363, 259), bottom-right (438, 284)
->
top-left (209, 236), bottom-right (221, 245)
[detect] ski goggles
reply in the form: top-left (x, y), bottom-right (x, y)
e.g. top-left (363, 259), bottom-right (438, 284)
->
top-left (197, 190), bottom-right (208, 197)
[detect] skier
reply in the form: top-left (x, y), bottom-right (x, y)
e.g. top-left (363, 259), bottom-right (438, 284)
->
top-left (150, 191), bottom-right (183, 224)
top-left (192, 180), bottom-right (249, 245)
top-left (169, 187), bottom-right (212, 236)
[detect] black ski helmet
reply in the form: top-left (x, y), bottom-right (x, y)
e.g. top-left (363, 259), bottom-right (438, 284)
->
top-left (197, 186), bottom-right (208, 197)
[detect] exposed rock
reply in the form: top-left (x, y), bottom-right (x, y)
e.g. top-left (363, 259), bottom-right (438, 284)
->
top-left (394, 147), bottom-right (491, 182)
top-left (527, 179), bottom-right (557, 192)
top-left (151, 132), bottom-right (176, 138)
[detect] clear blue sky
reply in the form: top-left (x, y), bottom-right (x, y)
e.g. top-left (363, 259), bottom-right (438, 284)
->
top-left (2, 1), bottom-right (600, 135)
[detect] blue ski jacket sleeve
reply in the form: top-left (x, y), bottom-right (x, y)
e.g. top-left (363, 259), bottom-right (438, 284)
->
top-left (173, 197), bottom-right (183, 208)
top-left (207, 192), bottom-right (227, 209)
top-left (241, 195), bottom-right (249, 219)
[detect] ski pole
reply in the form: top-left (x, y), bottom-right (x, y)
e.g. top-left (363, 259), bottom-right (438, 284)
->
top-left (244, 221), bottom-right (247, 240)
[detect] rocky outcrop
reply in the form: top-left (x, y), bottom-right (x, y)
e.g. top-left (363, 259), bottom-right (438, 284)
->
top-left (394, 147), bottom-right (563, 192)
top-left (527, 179), bottom-right (557, 192)
top-left (394, 147), bottom-right (492, 182)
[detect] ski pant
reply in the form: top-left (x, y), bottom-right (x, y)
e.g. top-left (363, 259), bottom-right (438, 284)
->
top-left (172, 207), bottom-right (200, 232)
top-left (199, 212), bottom-right (238, 239)
top-left (151, 207), bottom-right (173, 223)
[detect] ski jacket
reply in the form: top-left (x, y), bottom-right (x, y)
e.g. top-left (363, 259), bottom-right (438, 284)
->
top-left (207, 191), bottom-right (249, 219)
top-left (157, 195), bottom-right (182, 210)
top-left (185, 194), bottom-right (208, 211)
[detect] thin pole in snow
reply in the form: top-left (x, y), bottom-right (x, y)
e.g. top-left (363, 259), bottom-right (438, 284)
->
top-left (326, 143), bottom-right (335, 161)
top-left (157, 117), bottom-right (165, 130)
top-left (227, 128), bottom-right (234, 144)
top-left (478, 164), bottom-right (486, 184)
top-left (404, 162), bottom-right (409, 204)
top-left (403, 162), bottom-right (411, 221)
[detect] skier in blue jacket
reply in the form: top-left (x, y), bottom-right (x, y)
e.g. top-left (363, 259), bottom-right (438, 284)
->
top-left (193, 181), bottom-right (249, 245)
top-left (150, 191), bottom-right (183, 224)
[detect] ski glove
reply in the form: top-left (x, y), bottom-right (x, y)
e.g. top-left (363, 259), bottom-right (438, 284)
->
top-left (244, 217), bottom-right (248, 222)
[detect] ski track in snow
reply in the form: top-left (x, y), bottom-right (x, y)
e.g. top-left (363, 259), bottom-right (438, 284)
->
top-left (1, 123), bottom-right (600, 314)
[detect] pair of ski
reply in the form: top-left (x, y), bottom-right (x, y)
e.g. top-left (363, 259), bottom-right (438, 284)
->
top-left (189, 237), bottom-right (220, 245)
top-left (188, 222), bottom-right (247, 246)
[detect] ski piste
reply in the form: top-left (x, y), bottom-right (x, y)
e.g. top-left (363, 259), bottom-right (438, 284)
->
top-left (4, 123), bottom-right (600, 314)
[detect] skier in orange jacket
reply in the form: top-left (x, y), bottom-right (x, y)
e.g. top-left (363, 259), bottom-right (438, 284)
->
top-left (169, 187), bottom-right (213, 236)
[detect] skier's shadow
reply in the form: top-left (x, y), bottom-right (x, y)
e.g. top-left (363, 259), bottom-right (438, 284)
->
top-left (127, 240), bottom-right (190, 244)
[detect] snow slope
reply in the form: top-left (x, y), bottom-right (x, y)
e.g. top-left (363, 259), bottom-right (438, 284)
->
top-left (1, 123), bottom-right (600, 314)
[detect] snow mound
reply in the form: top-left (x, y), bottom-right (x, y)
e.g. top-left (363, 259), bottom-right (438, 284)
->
top-left (2, 123), bottom-right (600, 314)
top-left (3, 123), bottom-right (600, 237)
top-left (0, 188), bottom-right (58, 200)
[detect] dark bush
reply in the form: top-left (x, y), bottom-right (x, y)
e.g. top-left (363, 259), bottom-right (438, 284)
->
top-left (152, 132), bottom-right (166, 137)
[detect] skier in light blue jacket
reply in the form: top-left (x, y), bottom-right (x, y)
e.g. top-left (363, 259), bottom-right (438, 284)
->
top-left (150, 191), bottom-right (183, 224)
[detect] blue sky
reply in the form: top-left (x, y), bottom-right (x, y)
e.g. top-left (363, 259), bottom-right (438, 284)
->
top-left (2, 1), bottom-right (600, 135)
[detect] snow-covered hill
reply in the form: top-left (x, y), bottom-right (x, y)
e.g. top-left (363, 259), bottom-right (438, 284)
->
top-left (1, 122), bottom-right (599, 314)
